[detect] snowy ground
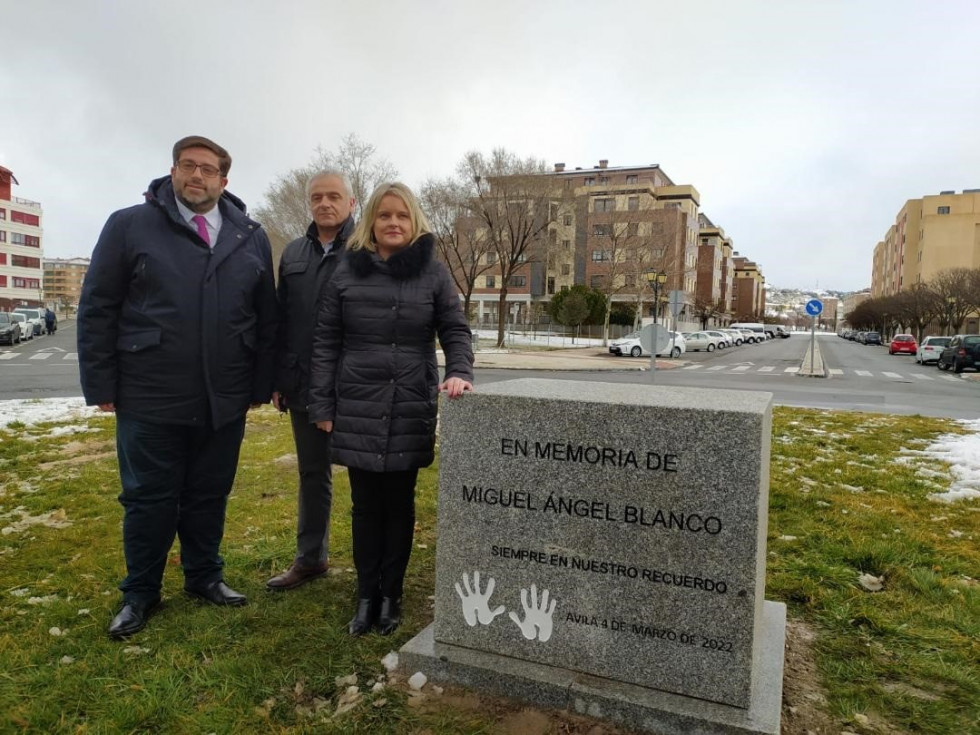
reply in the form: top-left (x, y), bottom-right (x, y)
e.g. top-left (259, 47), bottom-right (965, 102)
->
top-left (474, 328), bottom-right (606, 348)
top-left (0, 397), bottom-right (977, 503)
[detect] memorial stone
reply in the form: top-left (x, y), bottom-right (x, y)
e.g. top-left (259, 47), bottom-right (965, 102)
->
top-left (402, 379), bottom-right (785, 734)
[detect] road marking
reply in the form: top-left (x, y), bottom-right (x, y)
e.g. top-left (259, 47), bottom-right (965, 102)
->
top-left (29, 353), bottom-right (52, 360)
top-left (37, 346), bottom-right (66, 353)
top-left (731, 365), bottom-right (751, 372)
top-left (707, 366), bottom-right (728, 371)
top-left (828, 369), bottom-right (843, 375)
top-left (882, 372), bottom-right (903, 379)
top-left (758, 366), bottom-right (775, 372)
top-left (784, 367), bottom-right (800, 374)
top-left (855, 370), bottom-right (873, 377)
top-left (64, 353), bottom-right (78, 361)
top-left (0, 352), bottom-right (18, 360)
top-left (940, 375), bottom-right (962, 382)
top-left (911, 373), bottom-right (933, 380)
top-left (682, 364), bottom-right (703, 370)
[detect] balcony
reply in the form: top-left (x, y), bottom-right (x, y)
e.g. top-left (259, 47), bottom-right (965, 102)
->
top-left (12, 196), bottom-right (41, 209)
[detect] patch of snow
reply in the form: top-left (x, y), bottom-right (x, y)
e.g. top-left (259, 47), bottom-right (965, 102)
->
top-left (0, 397), bottom-right (100, 429)
top-left (901, 419), bottom-right (980, 503)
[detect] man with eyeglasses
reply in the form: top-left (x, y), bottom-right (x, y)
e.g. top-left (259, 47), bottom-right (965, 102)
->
top-left (78, 135), bottom-right (277, 639)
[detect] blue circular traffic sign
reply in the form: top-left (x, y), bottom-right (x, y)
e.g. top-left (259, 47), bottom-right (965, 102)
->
top-left (805, 299), bottom-right (823, 316)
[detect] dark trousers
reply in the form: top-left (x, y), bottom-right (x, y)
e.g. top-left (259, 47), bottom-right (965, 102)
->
top-left (347, 467), bottom-right (418, 599)
top-left (289, 408), bottom-right (332, 566)
top-left (115, 413), bottom-right (246, 604)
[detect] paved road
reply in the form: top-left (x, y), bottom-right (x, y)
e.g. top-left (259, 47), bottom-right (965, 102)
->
top-left (2, 328), bottom-right (977, 419)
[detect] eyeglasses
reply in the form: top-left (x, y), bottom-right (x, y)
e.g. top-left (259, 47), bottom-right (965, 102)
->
top-left (176, 160), bottom-right (222, 178)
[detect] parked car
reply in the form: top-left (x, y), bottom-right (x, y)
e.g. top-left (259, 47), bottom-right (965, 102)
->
top-left (721, 329), bottom-right (744, 346)
top-left (888, 334), bottom-right (917, 355)
top-left (12, 307), bottom-right (44, 337)
top-left (915, 336), bottom-right (951, 365)
top-left (937, 334), bottom-right (980, 373)
top-left (10, 313), bottom-right (32, 341)
top-left (609, 331), bottom-right (686, 358)
top-left (683, 331), bottom-right (725, 352)
top-left (863, 332), bottom-right (882, 345)
top-left (775, 325), bottom-right (790, 338)
top-left (705, 330), bottom-right (732, 347)
top-left (737, 329), bottom-right (760, 344)
top-left (0, 312), bottom-right (22, 345)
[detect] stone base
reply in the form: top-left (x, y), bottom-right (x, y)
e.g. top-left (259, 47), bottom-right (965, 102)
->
top-left (401, 601), bottom-right (786, 735)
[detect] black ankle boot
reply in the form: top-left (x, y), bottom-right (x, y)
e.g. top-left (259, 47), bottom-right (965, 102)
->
top-left (348, 598), bottom-right (378, 636)
top-left (377, 597), bottom-right (401, 636)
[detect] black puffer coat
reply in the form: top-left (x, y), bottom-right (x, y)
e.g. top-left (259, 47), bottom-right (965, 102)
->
top-left (307, 234), bottom-right (473, 472)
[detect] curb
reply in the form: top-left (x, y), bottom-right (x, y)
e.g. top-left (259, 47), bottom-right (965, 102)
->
top-left (798, 339), bottom-right (827, 378)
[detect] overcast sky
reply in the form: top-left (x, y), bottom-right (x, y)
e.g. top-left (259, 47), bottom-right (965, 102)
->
top-left (2, 0), bottom-right (978, 292)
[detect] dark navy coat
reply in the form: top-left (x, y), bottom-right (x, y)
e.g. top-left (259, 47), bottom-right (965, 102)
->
top-left (77, 177), bottom-right (277, 429)
top-left (308, 234), bottom-right (473, 472)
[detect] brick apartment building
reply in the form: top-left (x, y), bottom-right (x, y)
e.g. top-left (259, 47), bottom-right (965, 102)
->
top-left (465, 160), bottom-right (706, 326)
top-left (0, 165), bottom-right (44, 311)
top-left (43, 257), bottom-right (90, 313)
top-left (695, 213), bottom-right (735, 315)
top-left (731, 255), bottom-right (766, 320)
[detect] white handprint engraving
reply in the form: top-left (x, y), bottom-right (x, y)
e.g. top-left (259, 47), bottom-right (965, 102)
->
top-left (508, 583), bottom-right (557, 642)
top-left (454, 571), bottom-right (505, 627)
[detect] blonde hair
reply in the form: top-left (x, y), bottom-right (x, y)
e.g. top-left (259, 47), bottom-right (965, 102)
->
top-left (349, 182), bottom-right (431, 252)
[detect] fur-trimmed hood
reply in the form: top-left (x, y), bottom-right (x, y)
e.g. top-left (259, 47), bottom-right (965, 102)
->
top-left (347, 233), bottom-right (436, 280)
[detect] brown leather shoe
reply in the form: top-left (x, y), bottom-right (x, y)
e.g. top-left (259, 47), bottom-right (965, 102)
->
top-left (266, 562), bottom-right (328, 591)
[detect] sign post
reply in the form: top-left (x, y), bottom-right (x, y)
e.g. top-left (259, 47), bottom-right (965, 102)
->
top-left (639, 324), bottom-right (670, 384)
top-left (804, 299), bottom-right (823, 374)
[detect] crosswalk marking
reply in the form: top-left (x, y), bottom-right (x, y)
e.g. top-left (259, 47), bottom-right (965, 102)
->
top-left (65, 353), bottom-right (78, 361)
top-left (707, 366), bottom-right (728, 371)
top-left (940, 375), bottom-right (961, 382)
top-left (911, 373), bottom-right (933, 380)
top-left (731, 365), bottom-right (751, 372)
top-left (758, 366), bottom-right (775, 372)
top-left (0, 352), bottom-right (18, 360)
top-left (682, 364), bottom-right (703, 370)
top-left (29, 353), bottom-right (52, 360)
top-left (784, 367), bottom-right (799, 373)
top-left (829, 369), bottom-right (843, 375)
top-left (855, 370), bottom-right (873, 377)
top-left (882, 372), bottom-right (904, 379)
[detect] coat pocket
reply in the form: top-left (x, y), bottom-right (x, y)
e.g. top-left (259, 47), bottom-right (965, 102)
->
top-left (115, 328), bottom-right (162, 353)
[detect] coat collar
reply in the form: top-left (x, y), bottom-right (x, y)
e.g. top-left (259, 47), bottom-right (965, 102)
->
top-left (305, 215), bottom-right (355, 251)
top-left (348, 233), bottom-right (435, 280)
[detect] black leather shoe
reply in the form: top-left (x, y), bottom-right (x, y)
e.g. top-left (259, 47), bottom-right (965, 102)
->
top-left (348, 597), bottom-right (379, 636)
top-left (377, 597), bottom-right (401, 636)
top-left (108, 598), bottom-right (161, 640)
top-left (184, 581), bottom-right (247, 607)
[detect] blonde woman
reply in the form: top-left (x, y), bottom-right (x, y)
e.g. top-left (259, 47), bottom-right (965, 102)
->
top-left (308, 182), bottom-right (474, 636)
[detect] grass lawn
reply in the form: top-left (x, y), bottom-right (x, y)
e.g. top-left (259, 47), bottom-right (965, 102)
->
top-left (0, 406), bottom-right (977, 734)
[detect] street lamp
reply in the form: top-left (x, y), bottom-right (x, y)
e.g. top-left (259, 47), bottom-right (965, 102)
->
top-left (645, 270), bottom-right (667, 325)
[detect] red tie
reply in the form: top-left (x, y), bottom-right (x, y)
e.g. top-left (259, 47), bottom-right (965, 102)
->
top-left (192, 215), bottom-right (211, 246)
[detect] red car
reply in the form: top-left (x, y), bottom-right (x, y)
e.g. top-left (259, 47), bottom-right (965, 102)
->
top-left (889, 334), bottom-right (917, 355)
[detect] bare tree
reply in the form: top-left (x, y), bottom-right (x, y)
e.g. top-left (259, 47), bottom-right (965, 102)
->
top-left (929, 268), bottom-right (975, 334)
top-left (254, 133), bottom-right (397, 265)
top-left (420, 176), bottom-right (494, 320)
top-left (459, 149), bottom-right (565, 347)
top-left (692, 297), bottom-right (724, 330)
top-left (893, 283), bottom-right (938, 342)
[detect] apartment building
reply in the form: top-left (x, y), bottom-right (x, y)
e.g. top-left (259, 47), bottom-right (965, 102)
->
top-left (731, 255), bottom-right (766, 320)
top-left (466, 160), bottom-right (700, 325)
top-left (0, 165), bottom-right (44, 311)
top-left (43, 257), bottom-right (89, 312)
top-left (695, 213), bottom-right (735, 313)
top-left (841, 291), bottom-right (870, 322)
top-left (872, 189), bottom-right (980, 297)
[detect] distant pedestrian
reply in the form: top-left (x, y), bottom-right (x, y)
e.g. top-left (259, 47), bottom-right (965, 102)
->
top-left (266, 170), bottom-right (355, 591)
top-left (44, 308), bottom-right (56, 335)
top-left (308, 182), bottom-right (473, 636)
top-left (77, 135), bottom-right (278, 639)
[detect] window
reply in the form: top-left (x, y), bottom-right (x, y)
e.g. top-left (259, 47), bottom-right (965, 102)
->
top-left (590, 275), bottom-right (606, 289)
top-left (507, 275), bottom-right (526, 287)
top-left (13, 277), bottom-right (40, 289)
top-left (11, 211), bottom-right (40, 226)
top-left (594, 198), bottom-right (615, 213)
top-left (584, 177), bottom-right (595, 186)
top-left (0, 208), bottom-right (5, 219)
top-left (561, 264), bottom-right (570, 275)
top-left (562, 239), bottom-right (570, 250)
top-left (549, 229), bottom-right (557, 245)
top-left (626, 175), bottom-right (637, 184)
top-left (938, 206), bottom-right (950, 214)
top-left (627, 196), bottom-right (639, 211)
top-left (593, 224), bottom-right (611, 236)
top-left (485, 275), bottom-right (495, 288)
top-left (547, 277), bottom-right (556, 295)
top-left (627, 222), bottom-right (639, 238)
top-left (0, 276), bottom-right (6, 287)
top-left (0, 230), bottom-right (5, 242)
top-left (563, 214), bottom-right (572, 226)
top-left (591, 250), bottom-right (610, 262)
top-left (549, 202), bottom-right (559, 220)
top-left (598, 176), bottom-right (608, 185)
top-left (486, 252), bottom-right (496, 265)
top-left (0, 253), bottom-right (5, 265)
top-left (625, 274), bottom-right (635, 287)
top-left (10, 233), bottom-right (40, 247)
top-left (11, 255), bottom-right (40, 268)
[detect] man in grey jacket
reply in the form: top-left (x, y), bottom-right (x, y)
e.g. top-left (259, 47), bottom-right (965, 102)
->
top-left (267, 170), bottom-right (355, 590)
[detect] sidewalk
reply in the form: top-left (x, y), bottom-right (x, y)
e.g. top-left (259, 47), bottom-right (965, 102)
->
top-left (438, 346), bottom-right (682, 371)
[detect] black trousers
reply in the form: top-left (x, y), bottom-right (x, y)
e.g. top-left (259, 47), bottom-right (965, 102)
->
top-left (115, 413), bottom-right (246, 604)
top-left (288, 408), bottom-right (332, 566)
top-left (347, 467), bottom-right (418, 599)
